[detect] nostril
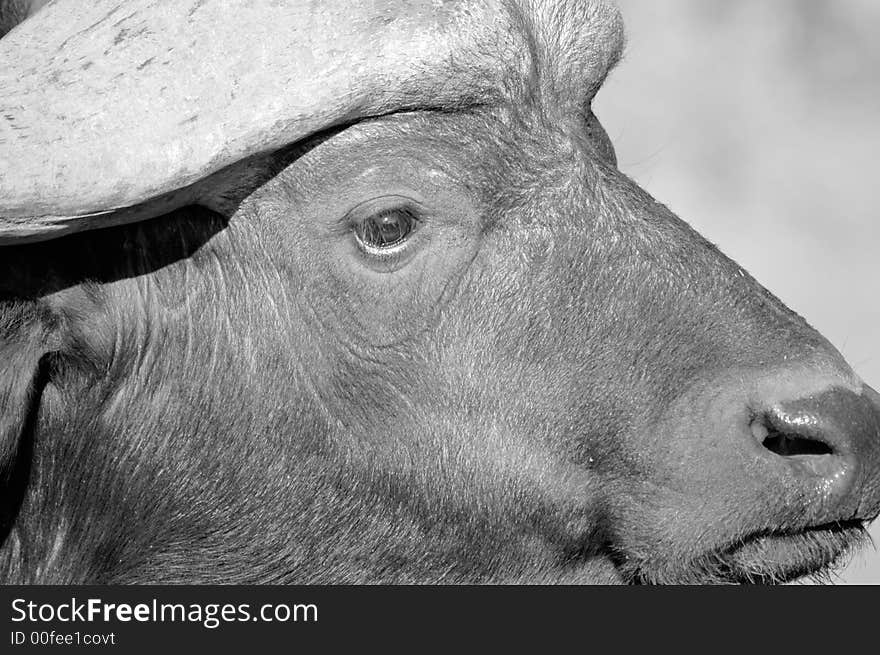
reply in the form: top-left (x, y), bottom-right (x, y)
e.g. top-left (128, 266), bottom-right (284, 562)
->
top-left (761, 429), bottom-right (835, 458)
top-left (750, 416), bottom-right (835, 458)
top-left (741, 386), bottom-right (879, 521)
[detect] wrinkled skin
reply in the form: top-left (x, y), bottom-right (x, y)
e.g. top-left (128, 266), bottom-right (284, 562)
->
top-left (1, 2), bottom-right (878, 584)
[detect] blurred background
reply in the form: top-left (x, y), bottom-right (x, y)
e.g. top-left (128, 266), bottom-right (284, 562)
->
top-left (595, 0), bottom-right (879, 583)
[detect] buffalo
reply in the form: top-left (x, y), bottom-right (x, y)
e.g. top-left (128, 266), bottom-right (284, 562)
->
top-left (0, 0), bottom-right (878, 584)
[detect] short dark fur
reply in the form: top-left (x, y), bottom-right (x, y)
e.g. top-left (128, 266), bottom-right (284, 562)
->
top-left (1, 1), bottom-right (878, 584)
top-left (0, 0), bottom-right (41, 38)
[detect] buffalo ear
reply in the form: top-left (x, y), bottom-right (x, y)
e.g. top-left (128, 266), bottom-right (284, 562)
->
top-left (0, 303), bottom-right (54, 536)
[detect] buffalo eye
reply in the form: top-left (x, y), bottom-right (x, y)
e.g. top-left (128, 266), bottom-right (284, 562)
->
top-left (355, 209), bottom-right (417, 251)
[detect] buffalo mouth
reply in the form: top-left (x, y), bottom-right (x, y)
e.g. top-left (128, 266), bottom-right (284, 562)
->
top-left (629, 520), bottom-right (870, 585)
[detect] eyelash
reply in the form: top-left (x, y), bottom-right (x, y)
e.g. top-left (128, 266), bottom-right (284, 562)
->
top-left (345, 198), bottom-right (426, 270)
top-left (358, 208), bottom-right (418, 248)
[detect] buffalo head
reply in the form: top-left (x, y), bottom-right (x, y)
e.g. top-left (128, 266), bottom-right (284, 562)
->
top-left (0, 0), bottom-right (878, 584)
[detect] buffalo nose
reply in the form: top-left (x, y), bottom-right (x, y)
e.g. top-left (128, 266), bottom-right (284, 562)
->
top-left (750, 385), bottom-right (880, 521)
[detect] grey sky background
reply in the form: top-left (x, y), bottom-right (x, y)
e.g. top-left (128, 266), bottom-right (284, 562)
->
top-left (596, 0), bottom-right (879, 583)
